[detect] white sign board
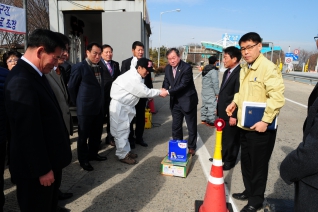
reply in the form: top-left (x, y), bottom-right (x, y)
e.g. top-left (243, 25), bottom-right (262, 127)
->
top-left (0, 3), bottom-right (26, 34)
top-left (294, 49), bottom-right (299, 55)
top-left (292, 61), bottom-right (299, 64)
top-left (285, 57), bottom-right (293, 64)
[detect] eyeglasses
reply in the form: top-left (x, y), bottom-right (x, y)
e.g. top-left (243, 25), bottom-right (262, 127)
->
top-left (7, 59), bottom-right (18, 63)
top-left (240, 43), bottom-right (259, 52)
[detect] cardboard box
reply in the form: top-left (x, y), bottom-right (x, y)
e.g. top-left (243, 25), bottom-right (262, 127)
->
top-left (161, 154), bottom-right (192, 178)
top-left (168, 140), bottom-right (187, 162)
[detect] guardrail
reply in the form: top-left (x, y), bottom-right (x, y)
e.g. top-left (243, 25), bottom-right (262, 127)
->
top-left (282, 73), bottom-right (318, 86)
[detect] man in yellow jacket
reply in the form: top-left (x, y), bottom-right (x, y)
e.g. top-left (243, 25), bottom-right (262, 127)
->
top-left (226, 32), bottom-right (285, 212)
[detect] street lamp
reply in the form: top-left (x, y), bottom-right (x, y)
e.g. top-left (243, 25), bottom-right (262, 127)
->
top-left (314, 35), bottom-right (318, 71)
top-left (157, 9), bottom-right (181, 68)
top-left (192, 37), bottom-right (196, 64)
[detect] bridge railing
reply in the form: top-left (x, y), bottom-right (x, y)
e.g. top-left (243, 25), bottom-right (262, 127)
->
top-left (282, 73), bottom-right (318, 86)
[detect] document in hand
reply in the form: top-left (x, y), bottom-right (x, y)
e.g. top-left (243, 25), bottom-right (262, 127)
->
top-left (241, 101), bottom-right (277, 130)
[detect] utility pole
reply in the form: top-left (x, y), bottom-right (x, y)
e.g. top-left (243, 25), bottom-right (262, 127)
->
top-left (23, 0), bottom-right (28, 51)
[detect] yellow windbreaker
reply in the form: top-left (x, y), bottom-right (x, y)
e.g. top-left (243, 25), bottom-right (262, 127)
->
top-left (233, 54), bottom-right (285, 130)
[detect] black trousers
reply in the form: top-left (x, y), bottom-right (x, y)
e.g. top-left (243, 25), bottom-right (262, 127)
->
top-left (77, 111), bottom-right (103, 163)
top-left (222, 120), bottom-right (240, 167)
top-left (0, 142), bottom-right (6, 212)
top-left (171, 103), bottom-right (197, 150)
top-left (129, 98), bottom-right (147, 140)
top-left (240, 128), bottom-right (276, 208)
top-left (16, 169), bottom-right (62, 212)
top-left (104, 97), bottom-right (114, 142)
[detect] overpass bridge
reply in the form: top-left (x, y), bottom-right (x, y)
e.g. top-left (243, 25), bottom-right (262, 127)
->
top-left (182, 33), bottom-right (282, 64)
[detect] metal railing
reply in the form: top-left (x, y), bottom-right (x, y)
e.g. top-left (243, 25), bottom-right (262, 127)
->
top-left (282, 73), bottom-right (318, 85)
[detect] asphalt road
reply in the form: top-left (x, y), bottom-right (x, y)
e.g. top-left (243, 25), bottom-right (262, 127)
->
top-left (3, 68), bottom-right (313, 212)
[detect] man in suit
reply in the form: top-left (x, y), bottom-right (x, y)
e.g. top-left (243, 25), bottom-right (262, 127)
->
top-left (279, 34), bottom-right (318, 212)
top-left (226, 32), bottom-right (285, 212)
top-left (4, 29), bottom-right (72, 212)
top-left (216, 46), bottom-right (241, 171)
top-left (161, 48), bottom-right (198, 155)
top-left (121, 41), bottom-right (152, 148)
top-left (68, 42), bottom-right (107, 172)
top-left (45, 33), bottom-right (74, 207)
top-left (0, 67), bottom-right (8, 212)
top-left (99, 44), bottom-right (120, 147)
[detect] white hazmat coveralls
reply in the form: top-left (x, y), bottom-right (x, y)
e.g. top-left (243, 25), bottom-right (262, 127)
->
top-left (110, 67), bottom-right (160, 159)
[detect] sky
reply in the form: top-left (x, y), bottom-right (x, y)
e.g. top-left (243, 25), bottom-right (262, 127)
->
top-left (147, 0), bottom-right (318, 53)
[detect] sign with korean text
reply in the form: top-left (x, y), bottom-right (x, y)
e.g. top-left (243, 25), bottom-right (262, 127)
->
top-left (0, 3), bottom-right (26, 34)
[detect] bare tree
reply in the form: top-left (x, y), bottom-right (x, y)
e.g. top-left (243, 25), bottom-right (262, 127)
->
top-left (309, 53), bottom-right (318, 71)
top-left (294, 49), bottom-right (313, 70)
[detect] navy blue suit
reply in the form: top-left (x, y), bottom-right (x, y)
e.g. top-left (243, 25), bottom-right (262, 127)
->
top-left (68, 60), bottom-right (104, 163)
top-left (5, 59), bottom-right (71, 211)
top-left (162, 60), bottom-right (198, 150)
top-left (217, 66), bottom-right (241, 168)
top-left (99, 59), bottom-right (120, 142)
top-left (0, 67), bottom-right (8, 211)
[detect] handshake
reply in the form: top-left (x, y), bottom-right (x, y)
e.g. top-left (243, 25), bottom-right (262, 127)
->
top-left (159, 88), bottom-right (169, 98)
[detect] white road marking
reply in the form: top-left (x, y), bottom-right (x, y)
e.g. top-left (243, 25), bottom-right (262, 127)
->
top-left (285, 98), bottom-right (307, 108)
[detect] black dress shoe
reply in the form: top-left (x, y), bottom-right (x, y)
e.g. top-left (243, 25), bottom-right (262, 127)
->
top-left (56, 205), bottom-right (71, 212)
top-left (136, 139), bottom-right (148, 147)
top-left (80, 162), bottom-right (94, 171)
top-left (58, 190), bottom-right (73, 200)
top-left (232, 192), bottom-right (248, 201)
top-left (89, 154), bottom-right (107, 161)
top-left (240, 204), bottom-right (262, 212)
top-left (223, 164), bottom-right (234, 171)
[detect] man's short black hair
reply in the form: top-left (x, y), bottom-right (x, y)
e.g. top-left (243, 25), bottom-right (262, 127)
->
top-left (102, 44), bottom-right (113, 52)
top-left (166, 48), bottom-right (180, 57)
top-left (239, 32), bottom-right (262, 45)
top-left (55, 32), bottom-right (70, 46)
top-left (223, 46), bottom-right (242, 62)
top-left (2, 51), bottom-right (22, 69)
top-left (86, 42), bottom-right (102, 52)
top-left (208, 56), bottom-right (218, 65)
top-left (132, 41), bottom-right (144, 50)
top-left (28, 29), bottom-right (65, 53)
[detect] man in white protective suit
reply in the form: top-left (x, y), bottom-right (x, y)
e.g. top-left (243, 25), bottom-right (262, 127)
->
top-left (110, 58), bottom-right (166, 164)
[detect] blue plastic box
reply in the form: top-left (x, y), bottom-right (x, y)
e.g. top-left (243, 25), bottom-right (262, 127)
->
top-left (168, 140), bottom-right (187, 162)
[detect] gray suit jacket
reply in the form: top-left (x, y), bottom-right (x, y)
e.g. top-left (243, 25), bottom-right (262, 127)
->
top-left (46, 70), bottom-right (73, 135)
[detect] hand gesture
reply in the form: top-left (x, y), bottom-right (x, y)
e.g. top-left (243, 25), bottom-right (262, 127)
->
top-left (250, 121), bottom-right (268, 132)
top-left (39, 170), bottom-right (55, 186)
top-left (226, 102), bottom-right (236, 117)
top-left (229, 117), bottom-right (237, 126)
top-left (159, 88), bottom-right (168, 98)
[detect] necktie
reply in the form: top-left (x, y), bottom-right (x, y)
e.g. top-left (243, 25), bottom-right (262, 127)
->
top-left (106, 61), bottom-right (113, 75)
top-left (224, 70), bottom-right (231, 82)
top-left (173, 67), bottom-right (177, 78)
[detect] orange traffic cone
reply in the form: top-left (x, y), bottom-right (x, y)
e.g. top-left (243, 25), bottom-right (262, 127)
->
top-left (148, 98), bottom-right (156, 114)
top-left (195, 119), bottom-right (233, 212)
